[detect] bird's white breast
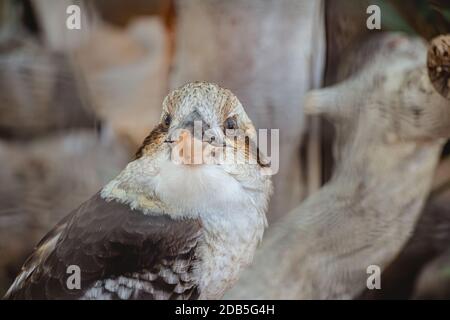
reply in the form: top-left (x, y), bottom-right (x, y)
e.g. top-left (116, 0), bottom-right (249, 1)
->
top-left (153, 161), bottom-right (267, 299)
top-left (197, 204), bottom-right (266, 299)
top-left (102, 158), bottom-right (268, 299)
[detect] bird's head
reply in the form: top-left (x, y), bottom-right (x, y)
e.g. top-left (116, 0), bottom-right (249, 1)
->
top-left (106, 82), bottom-right (272, 217)
top-left (136, 82), bottom-right (261, 166)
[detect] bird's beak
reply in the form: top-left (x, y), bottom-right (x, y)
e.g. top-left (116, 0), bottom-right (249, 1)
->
top-left (168, 125), bottom-right (224, 166)
top-left (173, 130), bottom-right (205, 166)
top-left (166, 110), bottom-right (225, 166)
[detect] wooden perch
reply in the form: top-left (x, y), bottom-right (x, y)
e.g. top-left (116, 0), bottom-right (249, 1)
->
top-left (226, 33), bottom-right (450, 299)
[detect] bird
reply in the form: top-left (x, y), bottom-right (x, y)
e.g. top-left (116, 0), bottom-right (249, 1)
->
top-left (4, 82), bottom-right (272, 300)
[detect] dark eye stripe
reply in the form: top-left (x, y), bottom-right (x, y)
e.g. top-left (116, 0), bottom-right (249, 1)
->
top-left (164, 114), bottom-right (172, 127)
top-left (225, 117), bottom-right (238, 130)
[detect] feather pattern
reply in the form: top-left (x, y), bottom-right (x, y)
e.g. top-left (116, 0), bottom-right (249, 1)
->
top-left (4, 193), bottom-right (202, 300)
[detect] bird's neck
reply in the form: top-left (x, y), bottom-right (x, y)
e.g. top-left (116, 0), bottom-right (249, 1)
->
top-left (101, 157), bottom-right (269, 221)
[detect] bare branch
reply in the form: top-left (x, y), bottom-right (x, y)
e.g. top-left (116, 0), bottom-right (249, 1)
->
top-left (227, 33), bottom-right (450, 299)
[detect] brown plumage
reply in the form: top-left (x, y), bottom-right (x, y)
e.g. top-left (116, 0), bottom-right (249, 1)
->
top-left (5, 193), bottom-right (201, 300)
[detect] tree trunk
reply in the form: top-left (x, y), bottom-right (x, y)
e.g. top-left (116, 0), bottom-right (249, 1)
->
top-left (226, 33), bottom-right (450, 299)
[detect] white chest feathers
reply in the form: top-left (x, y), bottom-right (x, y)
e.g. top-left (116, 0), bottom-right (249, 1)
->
top-left (153, 162), bottom-right (267, 298)
top-left (102, 159), bottom-right (269, 299)
top-left (197, 207), bottom-right (266, 299)
top-left (153, 161), bottom-right (249, 214)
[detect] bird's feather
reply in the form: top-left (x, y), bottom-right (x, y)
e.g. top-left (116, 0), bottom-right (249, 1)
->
top-left (4, 192), bottom-right (202, 300)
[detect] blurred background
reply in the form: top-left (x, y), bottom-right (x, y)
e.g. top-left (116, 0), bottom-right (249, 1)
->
top-left (0, 0), bottom-right (449, 298)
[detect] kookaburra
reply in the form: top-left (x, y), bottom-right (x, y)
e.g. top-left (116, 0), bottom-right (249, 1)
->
top-left (4, 82), bottom-right (272, 300)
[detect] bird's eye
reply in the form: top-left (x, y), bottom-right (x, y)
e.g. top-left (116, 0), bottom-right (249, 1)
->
top-left (225, 117), bottom-right (238, 130)
top-left (163, 114), bottom-right (172, 127)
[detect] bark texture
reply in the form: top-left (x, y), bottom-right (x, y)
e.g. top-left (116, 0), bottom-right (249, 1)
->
top-left (226, 33), bottom-right (450, 299)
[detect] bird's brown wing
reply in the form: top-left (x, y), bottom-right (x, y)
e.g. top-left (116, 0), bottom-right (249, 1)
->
top-left (4, 192), bottom-right (202, 300)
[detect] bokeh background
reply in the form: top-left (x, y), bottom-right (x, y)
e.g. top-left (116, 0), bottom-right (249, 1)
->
top-left (0, 0), bottom-right (449, 298)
